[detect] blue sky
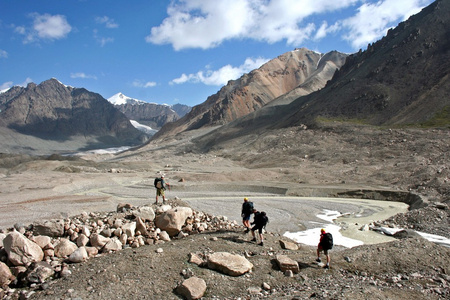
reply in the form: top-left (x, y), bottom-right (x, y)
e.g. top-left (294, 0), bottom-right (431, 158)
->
top-left (0, 0), bottom-right (434, 107)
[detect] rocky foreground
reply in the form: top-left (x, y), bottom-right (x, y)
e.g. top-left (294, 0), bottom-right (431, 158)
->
top-left (0, 198), bottom-right (449, 300)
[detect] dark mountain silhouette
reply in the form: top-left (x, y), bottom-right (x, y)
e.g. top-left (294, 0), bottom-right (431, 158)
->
top-left (0, 79), bottom-right (147, 153)
top-left (185, 0), bottom-right (449, 151)
top-left (154, 48), bottom-right (348, 139)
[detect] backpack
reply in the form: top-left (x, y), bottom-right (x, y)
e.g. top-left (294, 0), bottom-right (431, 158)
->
top-left (154, 178), bottom-right (163, 189)
top-left (261, 214), bottom-right (269, 227)
top-left (321, 233), bottom-right (333, 250)
top-left (243, 201), bottom-right (254, 214)
top-left (256, 211), bottom-right (269, 227)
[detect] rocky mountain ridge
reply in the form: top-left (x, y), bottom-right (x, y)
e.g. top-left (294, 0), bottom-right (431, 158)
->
top-left (154, 48), bottom-right (348, 138)
top-left (108, 93), bottom-right (191, 130)
top-left (0, 79), bottom-right (147, 154)
top-left (176, 0), bottom-right (449, 154)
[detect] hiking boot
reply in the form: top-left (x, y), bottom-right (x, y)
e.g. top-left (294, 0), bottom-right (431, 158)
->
top-left (244, 228), bottom-right (250, 233)
top-left (258, 242), bottom-right (264, 246)
top-left (251, 238), bottom-right (256, 242)
top-left (316, 258), bottom-right (321, 263)
top-left (323, 264), bottom-right (330, 269)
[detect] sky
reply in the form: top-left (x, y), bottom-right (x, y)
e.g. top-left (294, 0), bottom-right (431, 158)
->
top-left (0, 0), bottom-right (434, 107)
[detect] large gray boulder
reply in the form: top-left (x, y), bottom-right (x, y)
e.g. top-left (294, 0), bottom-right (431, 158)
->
top-left (133, 206), bottom-right (155, 221)
top-left (155, 207), bottom-right (193, 236)
top-left (33, 219), bottom-right (65, 237)
top-left (3, 231), bottom-right (44, 266)
top-left (207, 252), bottom-right (253, 276)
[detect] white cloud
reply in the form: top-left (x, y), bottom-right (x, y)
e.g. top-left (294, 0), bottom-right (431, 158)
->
top-left (0, 49), bottom-right (8, 58)
top-left (0, 78), bottom-right (33, 92)
top-left (70, 73), bottom-right (97, 80)
top-left (146, 0), bottom-right (359, 50)
top-left (342, 0), bottom-right (433, 49)
top-left (314, 21), bottom-right (341, 41)
top-left (93, 29), bottom-right (114, 46)
top-left (0, 81), bottom-right (13, 91)
top-left (132, 80), bottom-right (157, 88)
top-left (170, 57), bottom-right (269, 86)
top-left (15, 13), bottom-right (72, 43)
top-left (146, 0), bottom-right (432, 51)
top-left (95, 16), bottom-right (119, 29)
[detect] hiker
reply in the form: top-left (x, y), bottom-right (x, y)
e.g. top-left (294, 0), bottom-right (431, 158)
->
top-left (250, 209), bottom-right (268, 246)
top-left (241, 197), bottom-right (254, 232)
top-left (316, 228), bottom-right (332, 269)
top-left (154, 174), bottom-right (170, 204)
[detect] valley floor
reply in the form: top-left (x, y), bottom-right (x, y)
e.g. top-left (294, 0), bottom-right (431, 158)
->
top-left (0, 124), bottom-right (449, 299)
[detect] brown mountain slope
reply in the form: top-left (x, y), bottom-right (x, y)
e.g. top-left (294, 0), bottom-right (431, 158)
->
top-left (281, 0), bottom-right (450, 127)
top-left (188, 0), bottom-right (449, 152)
top-left (154, 48), bottom-right (347, 138)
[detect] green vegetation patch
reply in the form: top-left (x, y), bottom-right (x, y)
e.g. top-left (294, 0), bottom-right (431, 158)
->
top-left (418, 106), bottom-right (450, 128)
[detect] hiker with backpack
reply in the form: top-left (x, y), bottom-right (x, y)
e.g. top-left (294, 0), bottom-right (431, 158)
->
top-left (250, 209), bottom-right (269, 246)
top-left (154, 174), bottom-right (170, 204)
top-left (316, 228), bottom-right (333, 269)
top-left (241, 197), bottom-right (254, 233)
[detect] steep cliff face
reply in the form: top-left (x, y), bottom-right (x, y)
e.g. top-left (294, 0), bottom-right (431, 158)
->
top-left (155, 48), bottom-right (348, 138)
top-left (0, 79), bottom-right (146, 146)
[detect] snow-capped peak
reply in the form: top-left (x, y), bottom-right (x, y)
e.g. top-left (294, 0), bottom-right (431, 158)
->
top-left (108, 93), bottom-right (147, 105)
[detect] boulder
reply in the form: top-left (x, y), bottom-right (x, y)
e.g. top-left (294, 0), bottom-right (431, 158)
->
top-left (0, 261), bottom-right (14, 288)
top-left (189, 253), bottom-right (205, 266)
top-left (31, 235), bottom-right (52, 249)
top-left (54, 239), bottom-right (78, 258)
top-left (176, 276), bottom-right (207, 300)
top-left (135, 217), bottom-right (148, 236)
top-left (69, 247), bottom-right (88, 263)
top-left (276, 255), bottom-right (299, 274)
top-left (85, 246), bottom-right (99, 257)
top-left (33, 219), bottom-right (65, 237)
top-left (133, 206), bottom-right (155, 221)
top-left (117, 203), bottom-right (133, 212)
top-left (103, 238), bottom-right (123, 252)
top-left (155, 207), bottom-right (193, 236)
top-left (0, 233), bottom-right (6, 248)
top-left (122, 222), bottom-right (137, 238)
top-left (26, 262), bottom-right (54, 284)
top-left (80, 225), bottom-right (91, 237)
top-left (393, 229), bottom-right (423, 239)
top-left (76, 233), bottom-right (90, 247)
top-left (90, 233), bottom-right (110, 249)
top-left (159, 231), bottom-right (171, 242)
top-left (207, 252), bottom-right (253, 276)
top-left (3, 231), bottom-right (44, 266)
top-left (279, 240), bottom-right (299, 250)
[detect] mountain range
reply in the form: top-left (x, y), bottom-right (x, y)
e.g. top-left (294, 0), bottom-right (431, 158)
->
top-left (108, 93), bottom-right (191, 131)
top-left (0, 79), bottom-right (149, 154)
top-left (155, 48), bottom-right (348, 138)
top-left (0, 0), bottom-right (448, 155)
top-left (154, 0), bottom-right (449, 151)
